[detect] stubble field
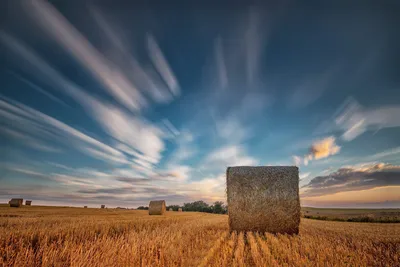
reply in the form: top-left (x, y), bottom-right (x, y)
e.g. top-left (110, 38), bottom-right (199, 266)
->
top-left (0, 205), bottom-right (399, 266)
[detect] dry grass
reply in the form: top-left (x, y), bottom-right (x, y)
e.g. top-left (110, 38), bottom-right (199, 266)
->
top-left (0, 205), bottom-right (399, 266)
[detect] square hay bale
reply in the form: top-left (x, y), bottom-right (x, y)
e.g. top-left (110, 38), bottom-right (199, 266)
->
top-left (178, 208), bottom-right (182, 212)
top-left (9, 198), bottom-right (23, 208)
top-left (25, 200), bottom-right (32, 206)
top-left (84, 206), bottom-right (88, 208)
top-left (149, 200), bottom-right (166, 215)
top-left (227, 166), bottom-right (300, 234)
top-left (168, 208), bottom-right (173, 211)
top-left (101, 205), bottom-right (105, 209)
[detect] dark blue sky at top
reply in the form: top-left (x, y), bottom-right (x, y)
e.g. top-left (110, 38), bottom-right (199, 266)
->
top-left (0, 0), bottom-right (399, 207)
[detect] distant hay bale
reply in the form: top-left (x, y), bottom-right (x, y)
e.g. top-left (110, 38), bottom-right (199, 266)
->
top-left (101, 205), bottom-right (105, 209)
top-left (148, 200), bottom-right (166, 215)
top-left (168, 208), bottom-right (173, 211)
top-left (9, 198), bottom-right (23, 208)
top-left (178, 208), bottom-right (182, 212)
top-left (227, 166), bottom-right (300, 234)
top-left (25, 200), bottom-right (32, 206)
top-left (84, 206), bottom-right (88, 208)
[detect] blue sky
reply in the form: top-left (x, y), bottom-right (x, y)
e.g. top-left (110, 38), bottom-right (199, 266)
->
top-left (1, 0), bottom-right (400, 208)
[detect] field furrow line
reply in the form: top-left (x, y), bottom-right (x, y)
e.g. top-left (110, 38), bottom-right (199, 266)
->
top-left (255, 233), bottom-right (279, 266)
top-left (198, 231), bottom-right (229, 267)
top-left (232, 232), bottom-right (245, 267)
top-left (247, 232), bottom-right (266, 267)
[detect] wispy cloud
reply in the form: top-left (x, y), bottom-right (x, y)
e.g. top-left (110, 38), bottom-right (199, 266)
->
top-left (0, 127), bottom-right (61, 153)
top-left (166, 130), bottom-right (196, 165)
top-left (245, 7), bottom-right (265, 85)
top-left (84, 98), bottom-right (165, 166)
top-left (24, 0), bottom-right (146, 111)
top-left (366, 146), bottom-right (400, 161)
top-left (286, 67), bottom-right (337, 109)
top-left (7, 71), bottom-right (70, 108)
top-left (214, 116), bottom-right (251, 144)
top-left (89, 6), bottom-right (177, 105)
top-left (214, 37), bottom-right (228, 89)
top-left (0, 98), bottom-right (129, 165)
top-left (147, 34), bottom-right (180, 96)
top-left (317, 97), bottom-right (400, 141)
top-left (0, 32), bottom-right (167, 169)
top-left (204, 145), bottom-right (258, 168)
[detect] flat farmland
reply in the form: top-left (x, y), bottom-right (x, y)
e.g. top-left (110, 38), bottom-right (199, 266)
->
top-left (0, 205), bottom-right (399, 266)
top-left (302, 207), bottom-right (400, 222)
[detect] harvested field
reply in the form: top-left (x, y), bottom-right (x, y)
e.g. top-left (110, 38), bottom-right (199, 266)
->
top-left (0, 205), bottom-right (398, 266)
top-left (302, 207), bottom-right (400, 223)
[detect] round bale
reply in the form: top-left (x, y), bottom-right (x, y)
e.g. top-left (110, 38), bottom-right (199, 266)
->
top-left (227, 166), bottom-right (300, 234)
top-left (149, 200), bottom-right (166, 215)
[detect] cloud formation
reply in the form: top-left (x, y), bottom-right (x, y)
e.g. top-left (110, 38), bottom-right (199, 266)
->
top-left (309, 136), bottom-right (341, 160)
top-left (293, 136), bottom-right (340, 166)
top-left (0, 98), bottom-right (129, 165)
top-left (316, 98), bottom-right (400, 141)
top-left (204, 145), bottom-right (258, 168)
top-left (302, 163), bottom-right (400, 197)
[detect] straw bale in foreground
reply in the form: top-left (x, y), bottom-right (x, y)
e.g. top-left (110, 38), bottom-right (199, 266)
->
top-left (227, 166), bottom-right (300, 234)
top-left (149, 200), bottom-right (166, 215)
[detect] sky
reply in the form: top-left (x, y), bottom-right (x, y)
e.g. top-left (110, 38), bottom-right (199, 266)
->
top-left (0, 0), bottom-right (400, 208)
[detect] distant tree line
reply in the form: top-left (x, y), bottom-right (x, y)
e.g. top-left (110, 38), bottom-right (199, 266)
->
top-left (137, 200), bottom-right (228, 214)
top-left (181, 201), bottom-right (227, 214)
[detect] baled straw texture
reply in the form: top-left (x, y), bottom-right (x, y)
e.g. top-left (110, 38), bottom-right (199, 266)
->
top-left (178, 208), bottom-right (182, 212)
top-left (227, 166), bottom-right (300, 234)
top-left (84, 206), bottom-right (88, 208)
top-left (25, 200), bottom-right (32, 206)
top-left (9, 198), bottom-right (23, 208)
top-left (149, 200), bottom-right (166, 215)
top-left (168, 208), bottom-right (173, 211)
top-left (101, 205), bottom-right (105, 209)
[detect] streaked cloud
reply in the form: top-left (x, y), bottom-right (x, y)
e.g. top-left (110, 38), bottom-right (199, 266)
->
top-left (0, 31), bottom-right (167, 168)
top-left (286, 67), bottom-right (337, 109)
top-left (214, 37), bottom-right (228, 89)
top-left (366, 146), bottom-right (400, 161)
top-left (0, 98), bottom-right (129, 165)
top-left (84, 98), bottom-right (165, 165)
top-left (24, 0), bottom-right (145, 111)
top-left (147, 34), bottom-right (180, 96)
top-left (245, 7), bottom-right (265, 85)
top-left (317, 97), bottom-right (400, 141)
top-left (0, 127), bottom-right (61, 153)
top-left (7, 71), bottom-right (70, 108)
top-left (89, 5), bottom-right (177, 105)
